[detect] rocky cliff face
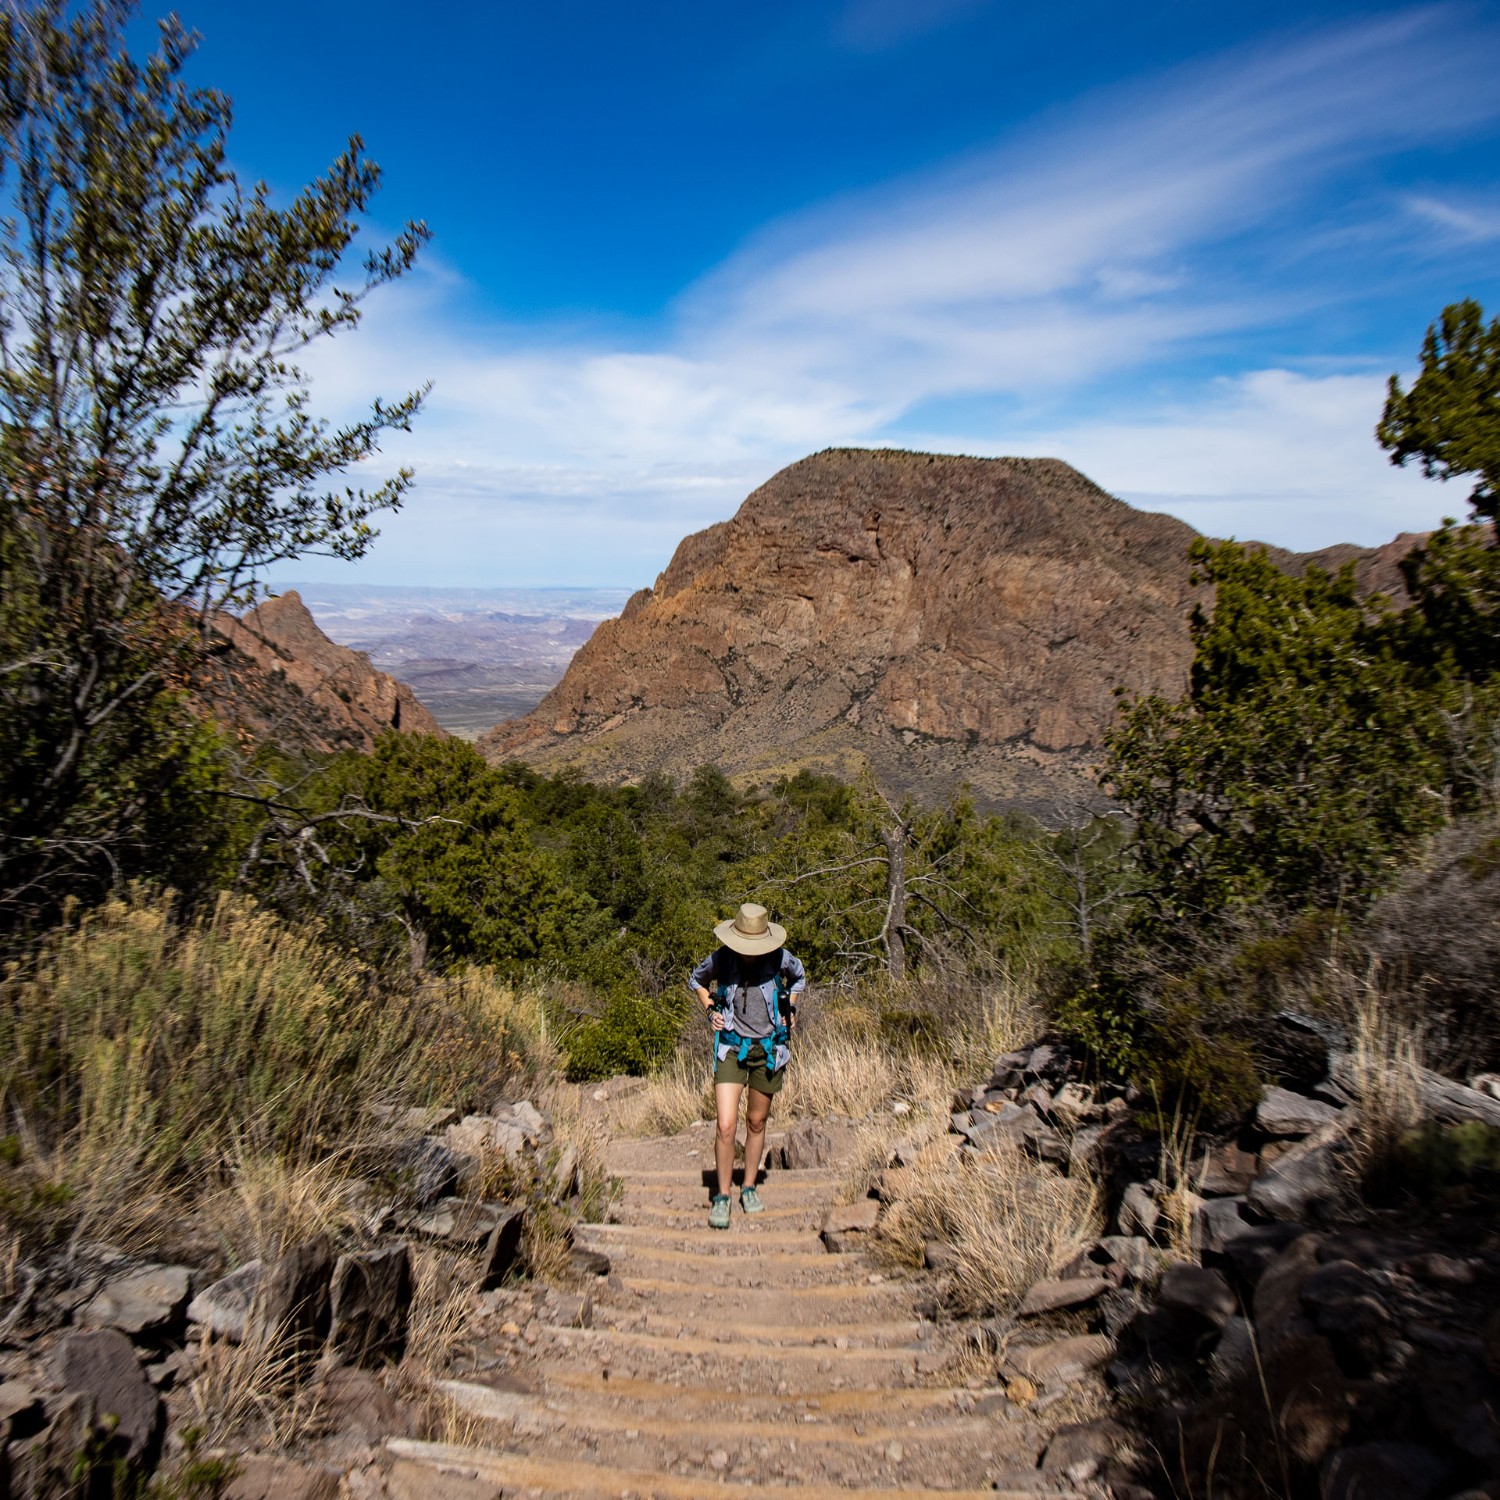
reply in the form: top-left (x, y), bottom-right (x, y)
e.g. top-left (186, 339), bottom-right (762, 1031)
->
top-left (478, 450), bottom-right (1417, 809)
top-left (211, 591), bottom-right (445, 753)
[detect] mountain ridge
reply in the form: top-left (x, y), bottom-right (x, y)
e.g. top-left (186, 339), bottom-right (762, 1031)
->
top-left (478, 449), bottom-right (1420, 808)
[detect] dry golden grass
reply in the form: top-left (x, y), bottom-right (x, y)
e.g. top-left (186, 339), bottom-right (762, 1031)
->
top-left (1341, 984), bottom-right (1426, 1179)
top-left (608, 1050), bottom-right (713, 1137)
top-left (876, 1137), bottom-right (1101, 1318)
top-left (187, 1326), bottom-right (325, 1450)
top-left (202, 1147), bottom-right (368, 1264)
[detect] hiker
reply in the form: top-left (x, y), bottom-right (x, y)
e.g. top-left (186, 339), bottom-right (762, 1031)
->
top-left (690, 902), bottom-right (806, 1230)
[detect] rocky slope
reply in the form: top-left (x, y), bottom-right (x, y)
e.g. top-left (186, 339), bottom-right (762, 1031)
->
top-left (209, 590), bottom-right (445, 753)
top-left (480, 450), bottom-right (1416, 808)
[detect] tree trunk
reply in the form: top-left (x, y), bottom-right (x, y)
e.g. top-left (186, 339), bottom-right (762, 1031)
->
top-left (882, 822), bottom-right (908, 981)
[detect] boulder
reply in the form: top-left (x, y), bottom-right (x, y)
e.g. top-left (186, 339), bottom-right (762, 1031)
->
top-left (1222, 1222), bottom-right (1309, 1286)
top-left (1320, 1442), bottom-right (1450, 1500)
top-left (479, 1206), bottom-right (527, 1290)
top-left (1252, 1233), bottom-right (1323, 1351)
top-left (1246, 1123), bottom-right (1347, 1223)
top-left (779, 1122), bottom-right (835, 1169)
top-left (187, 1261), bottom-right (262, 1341)
top-left (547, 1290), bottom-right (593, 1329)
top-left (1157, 1263), bottom-right (1236, 1330)
top-left (1117, 1181), bottom-right (1160, 1240)
top-left (76, 1264), bottom-right (192, 1338)
top-left (413, 1198), bottom-right (512, 1248)
top-left (1208, 1315), bottom-right (1255, 1387)
top-left (496, 1100), bottom-right (546, 1138)
top-left (0, 1380), bottom-right (43, 1440)
top-left (223, 1456), bottom-right (340, 1500)
top-left (1197, 1142), bottom-right (1257, 1197)
top-left (1256, 1086), bottom-right (1343, 1137)
top-left (1008, 1333), bottom-right (1114, 1387)
top-left (52, 1328), bottom-right (160, 1462)
top-left (1298, 1260), bottom-right (1391, 1375)
top-left (570, 1247), bottom-right (611, 1278)
top-left (329, 1244), bottom-right (412, 1366)
top-left (392, 1135), bottom-right (460, 1209)
top-left (1193, 1195), bottom-right (1254, 1256)
top-left (254, 1236), bottom-right (333, 1354)
top-left (822, 1200), bottom-right (880, 1237)
top-left (1093, 1235), bottom-right (1158, 1284)
top-left (1017, 1277), bottom-right (1111, 1317)
top-left (447, 1115), bottom-right (528, 1161)
top-left (1040, 1418), bottom-right (1127, 1482)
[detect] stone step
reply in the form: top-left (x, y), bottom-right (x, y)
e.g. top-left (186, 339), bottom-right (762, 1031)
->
top-left (599, 1278), bottom-right (911, 1326)
top-left (539, 1323), bottom-right (940, 1371)
top-left (581, 1222), bottom-right (829, 1252)
top-left (385, 1440), bottom-right (1067, 1499)
top-left (437, 1378), bottom-right (993, 1447)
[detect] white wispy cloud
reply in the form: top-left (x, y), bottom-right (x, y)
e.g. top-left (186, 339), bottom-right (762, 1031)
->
top-left (289, 6), bottom-right (1500, 586)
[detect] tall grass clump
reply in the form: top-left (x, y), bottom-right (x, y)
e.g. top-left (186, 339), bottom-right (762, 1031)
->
top-left (0, 888), bottom-right (555, 1254)
top-left (877, 1138), bottom-right (1100, 1317)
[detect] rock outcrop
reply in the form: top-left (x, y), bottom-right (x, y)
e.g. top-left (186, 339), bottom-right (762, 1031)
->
top-left (480, 449), bottom-right (1415, 808)
top-left (210, 590), bottom-right (445, 753)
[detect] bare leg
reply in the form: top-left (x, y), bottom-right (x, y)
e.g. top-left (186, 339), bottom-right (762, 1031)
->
top-left (714, 1082), bottom-right (743, 1197)
top-left (743, 1088), bottom-right (773, 1188)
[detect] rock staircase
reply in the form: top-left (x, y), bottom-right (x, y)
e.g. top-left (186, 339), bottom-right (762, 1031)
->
top-left (386, 1128), bottom-right (1086, 1498)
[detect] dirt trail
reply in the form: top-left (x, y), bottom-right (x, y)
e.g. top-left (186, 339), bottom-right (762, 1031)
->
top-left (388, 1125), bottom-right (1087, 1497)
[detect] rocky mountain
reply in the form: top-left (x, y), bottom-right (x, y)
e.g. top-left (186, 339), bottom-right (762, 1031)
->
top-left (209, 590), bottom-right (445, 753)
top-left (479, 449), bottom-right (1419, 809)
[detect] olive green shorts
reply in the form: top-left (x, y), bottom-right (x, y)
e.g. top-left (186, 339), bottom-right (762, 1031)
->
top-left (713, 1042), bottom-right (785, 1097)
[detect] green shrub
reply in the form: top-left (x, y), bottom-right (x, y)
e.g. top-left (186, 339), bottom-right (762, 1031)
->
top-left (1395, 1120), bottom-right (1500, 1192)
top-left (561, 993), bottom-right (690, 1081)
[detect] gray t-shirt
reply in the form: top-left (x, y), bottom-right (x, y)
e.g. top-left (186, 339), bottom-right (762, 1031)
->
top-left (689, 947), bottom-right (806, 1038)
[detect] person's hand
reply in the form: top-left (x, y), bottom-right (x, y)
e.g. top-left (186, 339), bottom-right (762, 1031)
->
top-left (708, 1007), bottom-right (727, 1031)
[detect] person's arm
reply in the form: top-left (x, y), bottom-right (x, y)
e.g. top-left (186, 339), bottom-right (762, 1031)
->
top-left (784, 953), bottom-right (807, 1031)
top-left (689, 953), bottom-right (724, 1027)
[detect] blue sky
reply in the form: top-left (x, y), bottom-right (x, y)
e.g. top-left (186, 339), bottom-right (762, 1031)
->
top-left (160, 1), bottom-right (1500, 587)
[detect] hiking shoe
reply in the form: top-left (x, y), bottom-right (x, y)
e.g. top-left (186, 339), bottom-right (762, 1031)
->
top-left (708, 1194), bottom-right (732, 1230)
top-left (740, 1185), bottom-right (765, 1214)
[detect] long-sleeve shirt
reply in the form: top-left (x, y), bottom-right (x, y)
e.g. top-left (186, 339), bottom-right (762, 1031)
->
top-left (689, 946), bottom-right (806, 1070)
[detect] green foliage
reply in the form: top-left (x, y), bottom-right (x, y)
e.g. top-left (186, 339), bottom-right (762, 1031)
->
top-left (1394, 1121), bottom-right (1500, 1194)
top-left (0, 889), bottom-right (552, 1250)
top-left (562, 992), bottom-right (691, 1081)
top-left (1106, 539), bottom-right (1456, 917)
top-left (1378, 299), bottom-right (1500, 524)
top-left (283, 735), bottom-right (608, 972)
top-left (0, 2), bottom-right (426, 926)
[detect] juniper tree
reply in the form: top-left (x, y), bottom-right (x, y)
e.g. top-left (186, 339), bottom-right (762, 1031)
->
top-left (0, 2), bottom-right (429, 924)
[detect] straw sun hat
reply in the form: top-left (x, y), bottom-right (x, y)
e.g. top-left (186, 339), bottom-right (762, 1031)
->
top-left (714, 902), bottom-right (786, 956)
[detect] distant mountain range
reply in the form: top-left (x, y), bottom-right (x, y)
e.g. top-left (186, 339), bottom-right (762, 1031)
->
top-left (478, 450), bottom-right (1423, 810)
top-left (269, 583), bottom-right (632, 737)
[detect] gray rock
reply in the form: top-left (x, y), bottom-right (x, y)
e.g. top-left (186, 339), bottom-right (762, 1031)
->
top-left (0, 1380), bottom-right (43, 1439)
top-left (1068, 1125), bottom-right (1106, 1175)
top-left (547, 1290), bottom-right (593, 1329)
top-left (1253, 1233), bottom-right (1323, 1350)
top-left (1198, 1142), bottom-right (1258, 1196)
top-left (1040, 1418), bottom-right (1127, 1482)
top-left (1158, 1263), bottom-right (1237, 1329)
top-left (1321, 1442), bottom-right (1450, 1500)
top-left (1222, 1221), bottom-right (1308, 1284)
top-left (1008, 1333), bottom-right (1114, 1387)
top-left (496, 1099), bottom-right (546, 1138)
top-left (1246, 1123), bottom-right (1347, 1222)
top-left (9, 1390), bottom-right (96, 1499)
top-left (1117, 1181), bottom-right (1160, 1240)
top-left (479, 1206), bottom-right (527, 1290)
top-left (1256, 1086), bottom-right (1343, 1137)
top-left (549, 1142), bottom-right (579, 1200)
top-left (187, 1261), bottom-right (263, 1341)
top-left (1025, 1044), bottom-right (1060, 1078)
top-left (1299, 1260), bottom-right (1391, 1375)
top-left (923, 1240), bottom-right (956, 1272)
top-left (413, 1197), bottom-right (510, 1246)
top-left (1193, 1195), bottom-right (1254, 1256)
top-left (329, 1245), bottom-right (411, 1367)
top-left (393, 1135), bottom-right (459, 1209)
top-left (254, 1236), bottom-right (333, 1354)
top-left (222, 1455), bottom-right (341, 1499)
top-left (53, 1328), bottom-right (160, 1462)
top-left (1018, 1114), bottom-right (1069, 1168)
top-left (1017, 1277), bottom-right (1111, 1317)
top-left (1209, 1315), bottom-right (1255, 1387)
top-left (77, 1264), bottom-right (192, 1338)
top-left (1094, 1235), bottom-right (1158, 1284)
top-left (822, 1200), bottom-right (880, 1234)
top-left (780, 1122), bottom-right (835, 1169)
top-left (570, 1246), bottom-right (611, 1278)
